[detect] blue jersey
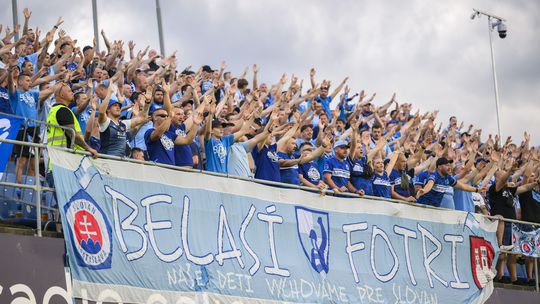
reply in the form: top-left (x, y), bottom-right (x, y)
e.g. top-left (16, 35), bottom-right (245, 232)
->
top-left (205, 134), bottom-right (234, 173)
top-left (389, 169), bottom-right (412, 198)
top-left (317, 153), bottom-right (331, 177)
top-left (72, 104), bottom-right (92, 134)
top-left (171, 124), bottom-right (193, 167)
top-left (278, 152), bottom-right (300, 185)
top-left (372, 172), bottom-right (392, 198)
top-left (10, 90), bottom-right (39, 127)
top-left (323, 156), bottom-right (350, 190)
top-left (417, 172), bottom-right (457, 207)
top-left (348, 156), bottom-right (373, 195)
top-left (252, 144), bottom-right (280, 182)
top-left (144, 128), bottom-right (177, 165)
top-left (99, 118), bottom-right (130, 157)
top-left (299, 161), bottom-right (321, 186)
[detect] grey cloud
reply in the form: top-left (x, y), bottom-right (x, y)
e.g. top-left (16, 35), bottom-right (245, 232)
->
top-left (2, 0), bottom-right (539, 143)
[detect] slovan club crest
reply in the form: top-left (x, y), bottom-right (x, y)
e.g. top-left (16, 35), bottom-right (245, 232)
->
top-left (65, 189), bottom-right (113, 269)
top-left (295, 206), bottom-right (330, 275)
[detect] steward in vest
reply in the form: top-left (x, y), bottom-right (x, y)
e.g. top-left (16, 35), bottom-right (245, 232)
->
top-left (46, 82), bottom-right (99, 161)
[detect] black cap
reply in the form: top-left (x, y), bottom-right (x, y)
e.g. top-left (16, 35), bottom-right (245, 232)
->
top-left (202, 65), bottom-right (214, 73)
top-left (436, 157), bottom-right (453, 167)
top-left (181, 99), bottom-right (194, 107)
top-left (211, 119), bottom-right (234, 129)
top-left (180, 70), bottom-right (195, 76)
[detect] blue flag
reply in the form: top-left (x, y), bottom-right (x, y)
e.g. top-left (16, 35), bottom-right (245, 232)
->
top-left (0, 114), bottom-right (22, 178)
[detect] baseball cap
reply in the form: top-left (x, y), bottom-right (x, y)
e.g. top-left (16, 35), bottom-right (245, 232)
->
top-left (181, 99), bottom-right (194, 107)
top-left (202, 65), bottom-right (214, 73)
top-left (474, 158), bottom-right (488, 166)
top-left (211, 119), bottom-right (234, 129)
top-left (107, 99), bottom-right (122, 110)
top-left (333, 140), bottom-right (349, 149)
top-left (436, 157), bottom-right (453, 167)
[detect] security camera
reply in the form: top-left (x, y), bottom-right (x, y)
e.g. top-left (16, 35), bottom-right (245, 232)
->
top-left (497, 22), bottom-right (507, 38)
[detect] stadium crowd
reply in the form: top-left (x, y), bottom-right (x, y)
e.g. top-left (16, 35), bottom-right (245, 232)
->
top-left (1, 9), bottom-right (540, 286)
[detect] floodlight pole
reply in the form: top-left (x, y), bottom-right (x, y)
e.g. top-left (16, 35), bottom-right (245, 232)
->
top-left (92, 0), bottom-right (100, 53)
top-left (11, 0), bottom-right (19, 42)
top-left (156, 0), bottom-right (166, 56)
top-left (487, 16), bottom-right (502, 145)
top-left (473, 8), bottom-right (505, 144)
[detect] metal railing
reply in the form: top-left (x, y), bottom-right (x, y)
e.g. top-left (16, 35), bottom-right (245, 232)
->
top-left (0, 113), bottom-right (538, 290)
top-left (0, 113), bottom-right (76, 236)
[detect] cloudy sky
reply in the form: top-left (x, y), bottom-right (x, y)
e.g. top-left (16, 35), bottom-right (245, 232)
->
top-left (2, 0), bottom-right (539, 144)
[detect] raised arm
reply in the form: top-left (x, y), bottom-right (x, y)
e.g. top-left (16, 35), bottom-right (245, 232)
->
top-left (516, 179), bottom-right (540, 195)
top-left (300, 136), bottom-right (330, 164)
top-left (98, 83), bottom-right (115, 124)
top-left (233, 115), bottom-right (255, 142)
top-left (309, 68), bottom-right (316, 89)
top-left (329, 77), bottom-right (348, 101)
top-left (100, 29), bottom-right (111, 52)
top-left (252, 64), bottom-right (259, 91)
top-left (385, 151), bottom-right (399, 177)
top-left (277, 123), bottom-right (300, 153)
top-left (175, 112), bottom-right (203, 145)
top-left (22, 8), bottom-right (32, 36)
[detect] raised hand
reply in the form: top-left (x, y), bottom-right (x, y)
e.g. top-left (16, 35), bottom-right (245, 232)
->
top-left (55, 17), bottom-right (64, 28)
top-left (310, 68), bottom-right (316, 77)
top-left (128, 40), bottom-right (135, 50)
top-left (252, 64), bottom-right (259, 74)
top-left (23, 8), bottom-right (32, 20)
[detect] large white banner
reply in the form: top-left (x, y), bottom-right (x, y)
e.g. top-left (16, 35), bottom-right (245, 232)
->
top-left (49, 148), bottom-right (499, 304)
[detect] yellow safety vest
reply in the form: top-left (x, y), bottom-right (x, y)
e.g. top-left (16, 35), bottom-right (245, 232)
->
top-left (46, 104), bottom-right (84, 150)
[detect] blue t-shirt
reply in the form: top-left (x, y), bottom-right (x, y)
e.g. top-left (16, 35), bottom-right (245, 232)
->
top-left (0, 86), bottom-right (12, 114)
top-left (278, 152), bottom-right (300, 185)
top-left (18, 53), bottom-right (38, 73)
top-left (372, 172), bottom-right (392, 198)
top-left (323, 156), bottom-right (350, 190)
top-left (10, 90), bottom-right (39, 127)
top-left (263, 95), bottom-right (275, 110)
top-left (131, 121), bottom-right (153, 151)
top-left (144, 128), bottom-right (177, 165)
top-left (417, 172), bottom-right (457, 207)
top-left (171, 124), bottom-right (193, 167)
top-left (413, 170), bottom-right (430, 187)
top-left (205, 134), bottom-right (234, 173)
top-left (315, 95), bottom-right (332, 120)
top-left (299, 161), bottom-right (321, 186)
top-left (454, 178), bottom-right (475, 212)
top-left (252, 144), bottom-right (280, 182)
top-left (348, 156), bottom-right (373, 195)
top-left (72, 104), bottom-right (92, 134)
top-left (389, 169), bottom-right (412, 198)
top-left (201, 80), bottom-right (213, 94)
top-left (121, 98), bottom-right (133, 118)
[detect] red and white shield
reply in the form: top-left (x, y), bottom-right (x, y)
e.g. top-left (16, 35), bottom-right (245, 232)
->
top-left (469, 236), bottom-right (495, 289)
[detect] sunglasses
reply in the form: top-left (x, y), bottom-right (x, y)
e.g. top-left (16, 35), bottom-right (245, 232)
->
top-left (320, 87), bottom-right (329, 90)
top-left (155, 114), bottom-right (169, 118)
